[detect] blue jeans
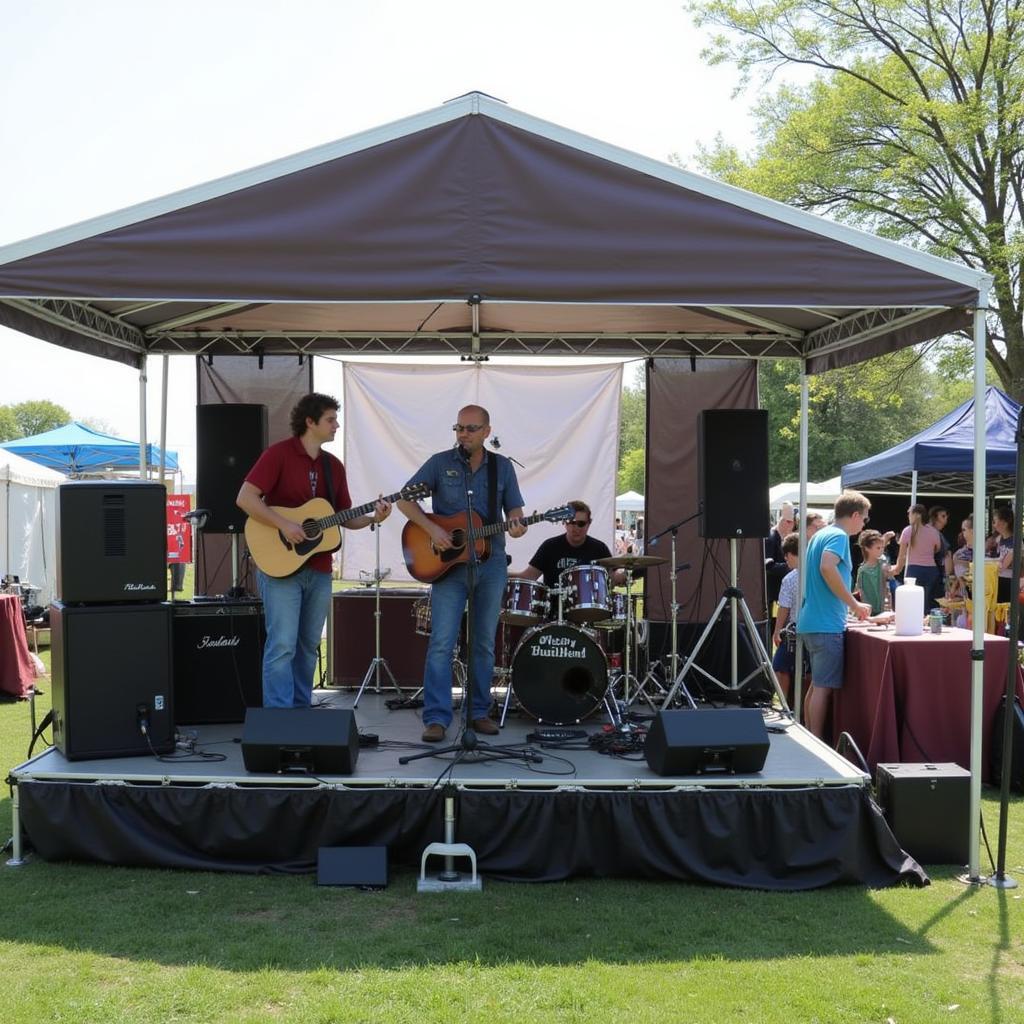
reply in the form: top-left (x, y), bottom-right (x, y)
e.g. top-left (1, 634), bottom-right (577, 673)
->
top-left (257, 567), bottom-right (332, 708)
top-left (423, 555), bottom-right (506, 727)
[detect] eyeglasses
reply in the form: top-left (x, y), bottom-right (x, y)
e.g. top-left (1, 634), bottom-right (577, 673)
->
top-left (568, 520), bottom-right (590, 528)
top-left (452, 423), bottom-right (485, 433)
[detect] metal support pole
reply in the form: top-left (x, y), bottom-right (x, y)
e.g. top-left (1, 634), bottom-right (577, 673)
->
top-left (138, 354), bottom-right (148, 479)
top-left (793, 367), bottom-right (810, 723)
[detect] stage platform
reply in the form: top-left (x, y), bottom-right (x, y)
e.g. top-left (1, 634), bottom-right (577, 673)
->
top-left (8, 691), bottom-right (926, 890)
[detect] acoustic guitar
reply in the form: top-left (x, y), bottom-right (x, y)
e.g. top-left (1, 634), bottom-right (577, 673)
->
top-left (246, 483), bottom-right (430, 577)
top-left (402, 505), bottom-right (574, 583)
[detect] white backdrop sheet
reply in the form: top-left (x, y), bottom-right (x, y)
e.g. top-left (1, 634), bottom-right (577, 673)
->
top-left (337, 362), bottom-right (623, 582)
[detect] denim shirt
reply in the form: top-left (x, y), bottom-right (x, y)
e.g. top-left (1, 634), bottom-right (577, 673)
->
top-left (406, 448), bottom-right (524, 552)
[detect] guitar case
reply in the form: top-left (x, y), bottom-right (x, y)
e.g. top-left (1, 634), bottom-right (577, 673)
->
top-left (990, 694), bottom-right (1024, 792)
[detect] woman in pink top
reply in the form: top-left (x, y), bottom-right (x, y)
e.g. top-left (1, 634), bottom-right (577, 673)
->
top-left (893, 503), bottom-right (942, 605)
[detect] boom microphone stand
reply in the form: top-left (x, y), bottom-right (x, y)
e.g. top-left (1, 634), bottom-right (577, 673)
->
top-left (353, 522), bottom-right (402, 707)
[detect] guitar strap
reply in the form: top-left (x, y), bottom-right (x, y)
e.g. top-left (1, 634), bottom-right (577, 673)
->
top-left (320, 451), bottom-right (337, 510)
top-left (487, 451), bottom-right (498, 525)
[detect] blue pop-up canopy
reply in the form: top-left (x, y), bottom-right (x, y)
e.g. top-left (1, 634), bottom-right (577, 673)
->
top-left (841, 386), bottom-right (1020, 493)
top-left (1, 421), bottom-right (179, 476)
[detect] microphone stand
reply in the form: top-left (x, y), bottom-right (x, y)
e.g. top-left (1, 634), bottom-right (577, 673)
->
top-left (352, 522), bottom-right (401, 707)
top-left (646, 509), bottom-right (702, 709)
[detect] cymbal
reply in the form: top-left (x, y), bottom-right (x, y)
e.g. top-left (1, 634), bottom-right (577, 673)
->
top-left (596, 554), bottom-right (667, 569)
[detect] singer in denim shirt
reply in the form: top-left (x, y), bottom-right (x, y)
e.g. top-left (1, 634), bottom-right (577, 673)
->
top-left (397, 405), bottom-right (526, 741)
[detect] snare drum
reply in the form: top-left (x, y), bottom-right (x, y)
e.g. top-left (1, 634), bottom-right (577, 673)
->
top-left (501, 578), bottom-right (548, 626)
top-left (560, 564), bottom-right (611, 624)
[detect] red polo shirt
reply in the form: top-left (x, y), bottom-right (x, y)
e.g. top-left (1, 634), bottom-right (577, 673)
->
top-left (245, 436), bottom-right (352, 573)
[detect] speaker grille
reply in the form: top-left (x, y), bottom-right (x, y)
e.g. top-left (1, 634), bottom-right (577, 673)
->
top-left (102, 494), bottom-right (127, 556)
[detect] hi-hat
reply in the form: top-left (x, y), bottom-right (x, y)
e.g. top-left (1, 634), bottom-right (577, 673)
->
top-left (596, 554), bottom-right (667, 570)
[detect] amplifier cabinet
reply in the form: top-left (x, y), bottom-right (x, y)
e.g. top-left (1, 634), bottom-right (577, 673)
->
top-left (50, 601), bottom-right (174, 760)
top-left (332, 589), bottom-right (430, 688)
top-left (172, 601), bottom-right (264, 724)
top-left (876, 762), bottom-right (970, 865)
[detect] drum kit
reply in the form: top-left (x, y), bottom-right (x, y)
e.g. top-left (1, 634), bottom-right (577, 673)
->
top-left (496, 554), bottom-right (667, 726)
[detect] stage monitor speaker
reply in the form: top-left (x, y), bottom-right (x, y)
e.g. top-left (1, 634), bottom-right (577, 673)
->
top-left (50, 601), bottom-right (174, 760)
top-left (698, 409), bottom-right (770, 539)
top-left (56, 481), bottom-right (167, 604)
top-left (317, 846), bottom-right (389, 888)
top-left (241, 707), bottom-right (359, 775)
top-left (172, 602), bottom-right (264, 724)
top-left (876, 762), bottom-right (970, 864)
top-left (644, 708), bottom-right (770, 776)
top-left (196, 403), bottom-right (268, 533)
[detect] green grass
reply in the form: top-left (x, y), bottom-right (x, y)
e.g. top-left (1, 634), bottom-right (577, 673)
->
top-left (2, 646), bottom-right (1023, 1022)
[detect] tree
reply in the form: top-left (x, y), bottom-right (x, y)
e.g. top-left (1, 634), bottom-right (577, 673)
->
top-left (4, 400), bottom-right (71, 438)
top-left (618, 447), bottom-right (646, 494)
top-left (0, 406), bottom-right (18, 442)
top-left (691, 0), bottom-right (1024, 400)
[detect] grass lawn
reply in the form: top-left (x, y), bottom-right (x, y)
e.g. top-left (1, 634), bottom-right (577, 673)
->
top-left (2, 621), bottom-right (1022, 1022)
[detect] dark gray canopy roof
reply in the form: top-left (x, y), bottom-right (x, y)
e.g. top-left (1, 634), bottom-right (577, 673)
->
top-left (0, 92), bottom-right (987, 370)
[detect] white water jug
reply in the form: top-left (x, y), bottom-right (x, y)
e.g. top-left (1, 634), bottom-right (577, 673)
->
top-left (894, 577), bottom-right (925, 636)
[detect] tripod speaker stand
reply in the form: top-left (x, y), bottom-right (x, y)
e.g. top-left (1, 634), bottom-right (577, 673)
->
top-left (660, 538), bottom-right (791, 713)
top-left (353, 522), bottom-right (402, 707)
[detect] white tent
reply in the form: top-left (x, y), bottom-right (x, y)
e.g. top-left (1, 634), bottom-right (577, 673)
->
top-left (1, 448), bottom-right (63, 607)
top-left (769, 476), bottom-right (843, 513)
top-left (615, 490), bottom-right (645, 513)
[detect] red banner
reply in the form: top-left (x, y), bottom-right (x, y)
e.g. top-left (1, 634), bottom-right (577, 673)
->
top-left (167, 494), bottom-right (193, 563)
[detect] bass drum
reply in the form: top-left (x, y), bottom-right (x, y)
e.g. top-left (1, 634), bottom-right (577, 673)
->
top-left (511, 622), bottom-right (608, 724)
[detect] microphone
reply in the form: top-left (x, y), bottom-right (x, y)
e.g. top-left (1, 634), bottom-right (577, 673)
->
top-left (489, 436), bottom-right (501, 449)
top-left (648, 535), bottom-right (659, 548)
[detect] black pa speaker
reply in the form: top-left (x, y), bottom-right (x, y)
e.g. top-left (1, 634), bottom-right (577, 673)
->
top-left (172, 602), bottom-right (264, 724)
top-left (644, 708), bottom-right (770, 775)
top-left (876, 763), bottom-right (970, 864)
top-left (50, 601), bottom-right (174, 759)
top-left (698, 409), bottom-right (770, 539)
top-left (56, 481), bottom-right (167, 604)
top-left (241, 707), bottom-right (360, 775)
top-left (317, 846), bottom-right (389, 888)
top-left (196, 404), bottom-right (268, 533)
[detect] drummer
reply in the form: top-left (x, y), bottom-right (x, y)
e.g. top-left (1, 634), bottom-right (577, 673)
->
top-left (510, 500), bottom-right (627, 592)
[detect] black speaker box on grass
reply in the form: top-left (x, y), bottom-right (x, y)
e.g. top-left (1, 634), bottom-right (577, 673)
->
top-left (317, 846), bottom-right (389, 888)
top-left (196, 403), bottom-right (268, 534)
top-left (990, 694), bottom-right (1024, 792)
top-left (875, 762), bottom-right (970, 865)
top-left (50, 601), bottom-right (174, 759)
top-left (241, 707), bottom-right (360, 775)
top-left (172, 602), bottom-right (264, 724)
top-left (644, 708), bottom-right (770, 776)
top-left (698, 409), bottom-right (769, 539)
top-left (56, 481), bottom-right (167, 604)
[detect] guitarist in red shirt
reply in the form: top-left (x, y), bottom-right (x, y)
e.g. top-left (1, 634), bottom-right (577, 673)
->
top-left (397, 405), bottom-right (527, 742)
top-left (236, 392), bottom-right (390, 708)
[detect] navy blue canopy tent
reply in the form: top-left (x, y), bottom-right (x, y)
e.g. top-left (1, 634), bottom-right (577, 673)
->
top-left (1, 420), bottom-right (179, 476)
top-left (841, 386), bottom-right (1020, 494)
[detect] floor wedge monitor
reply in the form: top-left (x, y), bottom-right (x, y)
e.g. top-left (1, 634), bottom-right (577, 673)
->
top-left (241, 707), bottom-right (360, 775)
top-left (644, 708), bottom-right (770, 776)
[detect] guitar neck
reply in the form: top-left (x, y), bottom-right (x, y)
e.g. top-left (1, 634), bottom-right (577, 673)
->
top-left (317, 491), bottom-right (400, 530)
top-left (473, 511), bottom-right (549, 539)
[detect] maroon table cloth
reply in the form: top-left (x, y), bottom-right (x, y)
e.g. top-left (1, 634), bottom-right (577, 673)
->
top-left (0, 593), bottom-right (35, 699)
top-left (834, 623), bottom-right (1024, 782)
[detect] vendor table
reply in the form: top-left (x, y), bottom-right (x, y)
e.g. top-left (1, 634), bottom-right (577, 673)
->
top-left (0, 593), bottom-right (35, 699)
top-left (834, 623), bottom-right (1023, 782)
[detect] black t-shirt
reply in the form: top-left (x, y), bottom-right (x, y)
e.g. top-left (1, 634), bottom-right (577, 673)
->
top-left (528, 534), bottom-right (613, 589)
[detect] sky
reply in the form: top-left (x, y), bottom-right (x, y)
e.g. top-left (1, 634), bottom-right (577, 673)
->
top-left (0, 0), bottom-right (762, 483)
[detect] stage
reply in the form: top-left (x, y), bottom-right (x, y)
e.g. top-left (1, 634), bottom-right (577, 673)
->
top-left (8, 690), bottom-right (926, 890)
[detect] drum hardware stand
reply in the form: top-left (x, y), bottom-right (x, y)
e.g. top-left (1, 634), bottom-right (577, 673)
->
top-left (660, 538), bottom-right (791, 714)
top-left (353, 523), bottom-right (402, 707)
top-left (610, 567), bottom-right (646, 728)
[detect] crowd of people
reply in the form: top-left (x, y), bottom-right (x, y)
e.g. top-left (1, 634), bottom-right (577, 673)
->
top-left (764, 492), bottom-right (1021, 739)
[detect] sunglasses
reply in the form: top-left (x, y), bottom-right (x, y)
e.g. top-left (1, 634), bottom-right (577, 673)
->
top-left (452, 423), bottom-right (485, 433)
top-left (568, 520), bottom-right (590, 528)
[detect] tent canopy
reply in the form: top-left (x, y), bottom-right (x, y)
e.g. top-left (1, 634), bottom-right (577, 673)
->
top-left (615, 490), bottom-right (644, 512)
top-left (0, 446), bottom-right (65, 488)
top-left (769, 476), bottom-right (843, 513)
top-left (0, 92), bottom-right (987, 373)
top-left (1, 421), bottom-right (179, 476)
top-left (841, 386), bottom-right (1019, 494)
